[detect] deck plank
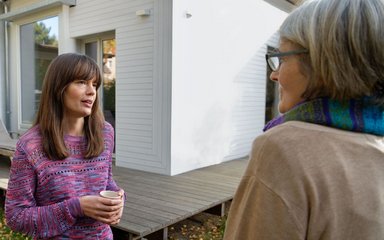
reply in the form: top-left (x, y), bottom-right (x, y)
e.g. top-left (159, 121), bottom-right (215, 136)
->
top-left (0, 157), bottom-right (248, 239)
top-left (113, 157), bottom-right (248, 238)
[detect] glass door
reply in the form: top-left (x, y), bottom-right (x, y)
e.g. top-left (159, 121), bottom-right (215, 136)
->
top-left (85, 37), bottom-right (116, 150)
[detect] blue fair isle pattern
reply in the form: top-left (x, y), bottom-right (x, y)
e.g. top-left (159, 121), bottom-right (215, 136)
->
top-left (5, 122), bottom-right (119, 240)
top-left (328, 99), bottom-right (354, 130)
top-left (362, 98), bottom-right (384, 134)
top-left (264, 97), bottom-right (384, 136)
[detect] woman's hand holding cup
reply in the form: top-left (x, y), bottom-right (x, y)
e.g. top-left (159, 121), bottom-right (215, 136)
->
top-left (79, 190), bottom-right (124, 225)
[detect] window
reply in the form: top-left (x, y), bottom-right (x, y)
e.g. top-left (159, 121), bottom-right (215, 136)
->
top-left (85, 38), bottom-right (116, 130)
top-left (265, 46), bottom-right (279, 123)
top-left (20, 16), bottom-right (59, 126)
top-left (85, 37), bottom-right (116, 152)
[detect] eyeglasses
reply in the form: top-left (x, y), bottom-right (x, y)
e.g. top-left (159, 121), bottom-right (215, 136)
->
top-left (265, 49), bottom-right (309, 71)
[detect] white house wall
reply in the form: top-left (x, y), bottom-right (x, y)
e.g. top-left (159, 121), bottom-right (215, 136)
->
top-left (68, 0), bottom-right (172, 174)
top-left (171, 0), bottom-right (287, 175)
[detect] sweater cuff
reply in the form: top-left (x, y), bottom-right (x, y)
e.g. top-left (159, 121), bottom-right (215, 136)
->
top-left (67, 197), bottom-right (84, 218)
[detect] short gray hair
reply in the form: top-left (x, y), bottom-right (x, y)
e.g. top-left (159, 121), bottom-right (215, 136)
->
top-left (279, 0), bottom-right (384, 105)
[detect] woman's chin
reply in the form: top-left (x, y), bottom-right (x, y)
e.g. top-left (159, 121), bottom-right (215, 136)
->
top-left (278, 103), bottom-right (287, 114)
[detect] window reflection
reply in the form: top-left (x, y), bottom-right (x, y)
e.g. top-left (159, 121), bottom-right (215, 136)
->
top-left (20, 16), bottom-right (58, 126)
top-left (102, 39), bottom-right (116, 131)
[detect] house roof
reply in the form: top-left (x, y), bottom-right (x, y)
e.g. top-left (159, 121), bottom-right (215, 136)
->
top-left (264, 0), bottom-right (301, 12)
top-left (286, 0), bottom-right (301, 5)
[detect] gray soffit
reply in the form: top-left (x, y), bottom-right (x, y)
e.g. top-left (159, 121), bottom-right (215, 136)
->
top-left (0, 0), bottom-right (76, 21)
top-left (263, 0), bottom-right (299, 13)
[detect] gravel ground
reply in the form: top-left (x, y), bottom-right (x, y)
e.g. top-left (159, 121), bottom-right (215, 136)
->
top-left (167, 211), bottom-right (227, 240)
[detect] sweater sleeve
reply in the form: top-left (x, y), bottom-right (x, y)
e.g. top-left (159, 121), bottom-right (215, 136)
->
top-left (5, 145), bottom-right (84, 239)
top-left (104, 123), bottom-right (120, 192)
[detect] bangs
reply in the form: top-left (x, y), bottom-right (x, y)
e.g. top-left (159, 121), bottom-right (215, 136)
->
top-left (71, 56), bottom-right (102, 89)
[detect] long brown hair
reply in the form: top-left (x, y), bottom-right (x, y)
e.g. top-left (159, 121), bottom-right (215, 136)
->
top-left (34, 53), bottom-right (105, 160)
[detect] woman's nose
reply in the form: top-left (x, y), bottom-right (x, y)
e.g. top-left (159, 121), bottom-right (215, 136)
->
top-left (87, 84), bottom-right (96, 95)
top-left (269, 71), bottom-right (278, 82)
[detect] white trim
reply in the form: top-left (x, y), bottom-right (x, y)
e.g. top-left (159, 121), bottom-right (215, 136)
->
top-left (153, 0), bottom-right (172, 174)
top-left (159, 0), bottom-right (172, 175)
top-left (0, 0), bottom-right (75, 21)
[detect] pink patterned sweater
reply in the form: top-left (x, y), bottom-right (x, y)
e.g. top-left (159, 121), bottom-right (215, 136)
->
top-left (5, 122), bottom-right (120, 239)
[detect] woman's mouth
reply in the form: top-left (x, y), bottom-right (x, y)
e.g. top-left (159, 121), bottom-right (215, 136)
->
top-left (82, 100), bottom-right (93, 108)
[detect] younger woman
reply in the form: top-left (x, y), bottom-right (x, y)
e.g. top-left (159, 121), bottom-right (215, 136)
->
top-left (5, 53), bottom-right (124, 239)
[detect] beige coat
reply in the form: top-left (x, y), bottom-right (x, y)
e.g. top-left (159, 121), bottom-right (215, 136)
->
top-left (224, 121), bottom-right (384, 240)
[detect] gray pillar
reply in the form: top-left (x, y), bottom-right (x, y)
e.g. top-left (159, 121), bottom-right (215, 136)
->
top-left (0, 7), bottom-right (6, 124)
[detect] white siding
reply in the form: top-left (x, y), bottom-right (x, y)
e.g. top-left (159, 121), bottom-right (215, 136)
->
top-left (69, 0), bottom-right (172, 174)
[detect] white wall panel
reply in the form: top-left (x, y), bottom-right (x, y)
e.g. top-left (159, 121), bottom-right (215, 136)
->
top-left (171, 0), bottom-right (287, 175)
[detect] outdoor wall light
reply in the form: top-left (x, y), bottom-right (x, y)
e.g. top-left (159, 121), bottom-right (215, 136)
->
top-left (185, 11), bottom-right (192, 18)
top-left (136, 9), bottom-right (151, 16)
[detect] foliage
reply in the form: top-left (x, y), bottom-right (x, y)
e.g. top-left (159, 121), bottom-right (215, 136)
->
top-left (34, 22), bottom-right (58, 46)
top-left (0, 208), bottom-right (31, 240)
top-left (103, 40), bottom-right (116, 56)
top-left (33, 21), bottom-right (59, 112)
top-left (103, 80), bottom-right (116, 113)
top-left (168, 212), bottom-right (226, 240)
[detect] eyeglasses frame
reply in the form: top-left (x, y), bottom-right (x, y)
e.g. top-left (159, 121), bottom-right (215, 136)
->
top-left (265, 49), bottom-right (309, 71)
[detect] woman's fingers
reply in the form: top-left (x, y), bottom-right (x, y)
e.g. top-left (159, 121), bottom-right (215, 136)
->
top-left (117, 189), bottom-right (125, 197)
top-left (79, 195), bottom-right (124, 222)
top-left (99, 197), bottom-right (122, 206)
top-left (96, 215), bottom-right (121, 225)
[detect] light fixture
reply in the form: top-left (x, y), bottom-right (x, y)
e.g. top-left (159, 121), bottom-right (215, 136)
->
top-left (136, 9), bottom-right (151, 16)
top-left (185, 11), bottom-right (192, 18)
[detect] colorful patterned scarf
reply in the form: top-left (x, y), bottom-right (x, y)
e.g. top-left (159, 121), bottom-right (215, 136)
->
top-left (263, 97), bottom-right (384, 136)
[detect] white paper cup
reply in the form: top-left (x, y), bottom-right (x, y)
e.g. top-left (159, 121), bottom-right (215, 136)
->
top-left (100, 190), bottom-right (120, 199)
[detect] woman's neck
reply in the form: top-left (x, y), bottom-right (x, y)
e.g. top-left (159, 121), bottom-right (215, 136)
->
top-left (62, 117), bottom-right (85, 136)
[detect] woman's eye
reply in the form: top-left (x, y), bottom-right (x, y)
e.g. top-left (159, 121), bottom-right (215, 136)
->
top-left (76, 80), bottom-right (87, 85)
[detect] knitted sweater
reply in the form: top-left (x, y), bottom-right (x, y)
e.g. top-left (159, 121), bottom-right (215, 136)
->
top-left (5, 122), bottom-right (120, 239)
top-left (224, 121), bottom-right (384, 240)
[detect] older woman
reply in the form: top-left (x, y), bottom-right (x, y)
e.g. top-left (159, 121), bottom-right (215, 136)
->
top-left (224, 0), bottom-right (384, 239)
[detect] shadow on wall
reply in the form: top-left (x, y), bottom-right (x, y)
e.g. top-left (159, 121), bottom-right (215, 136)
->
top-left (225, 33), bottom-right (280, 161)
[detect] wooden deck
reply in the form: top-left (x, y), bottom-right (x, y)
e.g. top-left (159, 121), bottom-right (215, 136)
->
top-left (0, 156), bottom-right (248, 240)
